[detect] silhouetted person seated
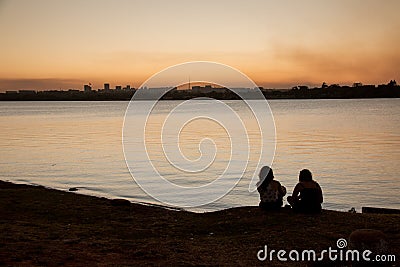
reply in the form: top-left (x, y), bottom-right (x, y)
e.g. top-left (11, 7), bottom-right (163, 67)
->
top-left (287, 169), bottom-right (323, 213)
top-left (257, 166), bottom-right (286, 210)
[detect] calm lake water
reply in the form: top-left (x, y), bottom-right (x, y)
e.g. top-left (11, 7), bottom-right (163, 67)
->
top-left (0, 99), bottom-right (399, 212)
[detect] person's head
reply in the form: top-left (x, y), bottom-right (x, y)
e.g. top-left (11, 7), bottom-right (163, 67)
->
top-left (299, 169), bottom-right (312, 182)
top-left (258, 166), bottom-right (274, 187)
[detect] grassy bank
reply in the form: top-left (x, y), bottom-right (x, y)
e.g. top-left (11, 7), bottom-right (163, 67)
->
top-left (0, 181), bottom-right (398, 266)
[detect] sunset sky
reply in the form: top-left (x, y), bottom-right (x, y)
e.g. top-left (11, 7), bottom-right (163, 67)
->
top-left (0, 0), bottom-right (399, 91)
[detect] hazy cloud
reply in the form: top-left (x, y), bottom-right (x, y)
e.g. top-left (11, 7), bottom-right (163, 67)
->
top-left (0, 78), bottom-right (86, 92)
top-left (267, 43), bottom-right (400, 86)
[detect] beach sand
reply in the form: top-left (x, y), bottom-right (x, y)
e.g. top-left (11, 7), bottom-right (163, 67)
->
top-left (0, 180), bottom-right (398, 266)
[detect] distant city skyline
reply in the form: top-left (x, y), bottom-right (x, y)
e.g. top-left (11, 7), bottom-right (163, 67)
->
top-left (2, 79), bottom-right (400, 93)
top-left (0, 0), bottom-right (399, 92)
top-left (3, 79), bottom-right (398, 95)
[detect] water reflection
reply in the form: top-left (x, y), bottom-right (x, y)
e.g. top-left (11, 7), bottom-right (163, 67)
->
top-left (0, 99), bottom-right (399, 212)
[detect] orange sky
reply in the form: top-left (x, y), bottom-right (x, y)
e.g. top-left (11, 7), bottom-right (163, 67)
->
top-left (0, 0), bottom-right (399, 91)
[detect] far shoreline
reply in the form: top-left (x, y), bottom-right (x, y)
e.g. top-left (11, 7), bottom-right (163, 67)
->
top-left (1, 82), bottom-right (399, 101)
top-left (0, 97), bottom-right (399, 102)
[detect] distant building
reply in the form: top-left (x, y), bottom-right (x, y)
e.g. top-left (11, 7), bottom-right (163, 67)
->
top-left (115, 85), bottom-right (122, 90)
top-left (84, 84), bottom-right (92, 92)
top-left (5, 90), bottom-right (18, 94)
top-left (104, 83), bottom-right (110, 90)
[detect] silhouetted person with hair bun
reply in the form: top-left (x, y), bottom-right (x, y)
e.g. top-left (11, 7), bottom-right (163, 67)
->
top-left (287, 169), bottom-right (323, 213)
top-left (257, 166), bottom-right (286, 210)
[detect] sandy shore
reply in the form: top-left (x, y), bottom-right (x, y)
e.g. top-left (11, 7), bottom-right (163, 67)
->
top-left (0, 180), bottom-right (398, 266)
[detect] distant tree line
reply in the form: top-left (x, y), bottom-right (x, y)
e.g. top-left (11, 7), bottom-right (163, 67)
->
top-left (163, 80), bottom-right (400, 100)
top-left (269, 80), bottom-right (400, 99)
